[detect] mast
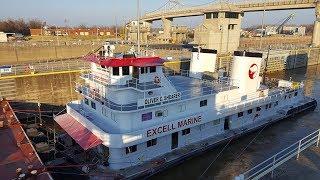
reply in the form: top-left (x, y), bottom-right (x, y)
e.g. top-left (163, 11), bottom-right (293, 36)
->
top-left (259, 0), bottom-right (266, 50)
top-left (263, 45), bottom-right (271, 85)
top-left (137, 0), bottom-right (141, 55)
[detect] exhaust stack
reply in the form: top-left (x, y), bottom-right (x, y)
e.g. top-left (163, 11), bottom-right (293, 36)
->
top-left (189, 48), bottom-right (217, 79)
top-left (231, 51), bottom-right (263, 95)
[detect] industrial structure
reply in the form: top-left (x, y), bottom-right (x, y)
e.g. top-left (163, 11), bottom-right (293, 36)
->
top-left (0, 32), bottom-right (8, 43)
top-left (193, 3), bottom-right (243, 53)
top-left (125, 20), bottom-right (189, 44)
top-left (125, 21), bottom-right (151, 43)
top-left (140, 0), bottom-right (320, 52)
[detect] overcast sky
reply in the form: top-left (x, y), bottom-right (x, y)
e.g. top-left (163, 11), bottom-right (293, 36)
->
top-left (0, 0), bottom-right (316, 27)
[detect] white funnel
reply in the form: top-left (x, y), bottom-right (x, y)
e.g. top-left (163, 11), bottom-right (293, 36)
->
top-left (231, 51), bottom-right (263, 95)
top-left (189, 48), bottom-right (217, 79)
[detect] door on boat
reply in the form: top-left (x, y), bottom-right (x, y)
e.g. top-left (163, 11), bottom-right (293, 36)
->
top-left (133, 67), bottom-right (139, 79)
top-left (224, 116), bottom-right (230, 130)
top-left (171, 132), bottom-right (179, 149)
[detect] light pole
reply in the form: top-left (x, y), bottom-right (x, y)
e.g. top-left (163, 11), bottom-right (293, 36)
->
top-left (137, 0), bottom-right (141, 55)
top-left (259, 0), bottom-right (266, 50)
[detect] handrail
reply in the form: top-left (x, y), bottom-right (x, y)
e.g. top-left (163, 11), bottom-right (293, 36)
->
top-left (0, 58), bottom-right (89, 78)
top-left (77, 81), bottom-right (299, 112)
top-left (81, 73), bottom-right (162, 91)
top-left (235, 129), bottom-right (320, 180)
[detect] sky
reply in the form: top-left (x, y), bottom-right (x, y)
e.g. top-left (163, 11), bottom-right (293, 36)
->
top-left (0, 0), bottom-right (316, 28)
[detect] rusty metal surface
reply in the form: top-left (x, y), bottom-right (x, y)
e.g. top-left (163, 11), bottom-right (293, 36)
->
top-left (0, 100), bottom-right (52, 180)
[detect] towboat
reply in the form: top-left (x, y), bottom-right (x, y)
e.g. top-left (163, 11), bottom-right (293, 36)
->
top-left (54, 45), bottom-right (317, 177)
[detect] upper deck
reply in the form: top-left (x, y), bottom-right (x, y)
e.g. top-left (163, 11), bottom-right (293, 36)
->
top-left (78, 70), bottom-right (238, 112)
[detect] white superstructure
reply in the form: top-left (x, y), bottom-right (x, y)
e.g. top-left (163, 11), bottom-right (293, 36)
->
top-left (54, 46), bottom-right (317, 173)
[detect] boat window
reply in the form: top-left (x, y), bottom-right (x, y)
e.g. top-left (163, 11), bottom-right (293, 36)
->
top-left (84, 98), bottom-right (89, 105)
top-left (140, 67), bottom-right (146, 74)
top-left (126, 145), bottom-right (137, 154)
top-left (182, 128), bottom-right (191, 135)
top-left (147, 138), bottom-right (157, 147)
top-left (102, 107), bottom-right (108, 117)
top-left (150, 66), bottom-right (156, 73)
top-left (142, 112), bottom-right (152, 121)
top-left (122, 66), bottom-right (130, 75)
top-left (155, 110), bottom-right (163, 117)
top-left (200, 100), bottom-right (208, 107)
top-left (248, 109), bottom-right (253, 114)
top-left (238, 112), bottom-right (244, 117)
top-left (91, 101), bottom-right (96, 109)
top-left (256, 106), bottom-right (261, 111)
top-left (179, 104), bottom-right (187, 112)
top-left (113, 67), bottom-right (119, 76)
top-left (213, 119), bottom-right (220, 126)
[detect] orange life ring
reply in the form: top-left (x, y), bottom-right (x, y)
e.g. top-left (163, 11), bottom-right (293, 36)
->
top-left (154, 76), bottom-right (160, 84)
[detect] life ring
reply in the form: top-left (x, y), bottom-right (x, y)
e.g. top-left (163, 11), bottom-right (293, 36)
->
top-left (154, 76), bottom-right (160, 84)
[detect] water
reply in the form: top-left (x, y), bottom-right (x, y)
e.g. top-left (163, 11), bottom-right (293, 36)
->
top-left (8, 65), bottom-right (320, 180)
top-left (151, 65), bottom-right (320, 180)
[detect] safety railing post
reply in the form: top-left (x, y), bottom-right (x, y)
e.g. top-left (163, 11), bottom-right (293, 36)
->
top-left (316, 130), bottom-right (320, 147)
top-left (271, 155), bottom-right (276, 178)
top-left (297, 140), bottom-right (302, 159)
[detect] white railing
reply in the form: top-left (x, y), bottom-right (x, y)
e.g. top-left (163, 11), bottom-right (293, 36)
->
top-left (235, 129), bottom-right (320, 180)
top-left (143, 0), bottom-right (317, 19)
top-left (235, 0), bottom-right (317, 6)
top-left (0, 58), bottom-right (89, 78)
top-left (81, 73), bottom-right (162, 91)
top-left (77, 77), bottom-right (238, 112)
top-left (163, 68), bottom-right (239, 88)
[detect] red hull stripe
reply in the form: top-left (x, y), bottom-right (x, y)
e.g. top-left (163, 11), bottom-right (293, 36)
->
top-left (85, 55), bottom-right (165, 67)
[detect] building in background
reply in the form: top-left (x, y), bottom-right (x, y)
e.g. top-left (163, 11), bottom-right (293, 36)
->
top-left (125, 20), bottom-right (151, 43)
top-left (0, 32), bottom-right (8, 42)
top-left (30, 28), bottom-right (115, 36)
top-left (282, 26), bottom-right (306, 36)
top-left (252, 25), bottom-right (307, 37)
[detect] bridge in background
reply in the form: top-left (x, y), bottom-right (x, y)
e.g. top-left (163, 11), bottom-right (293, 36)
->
top-left (141, 0), bottom-right (320, 48)
top-left (142, 0), bottom-right (318, 21)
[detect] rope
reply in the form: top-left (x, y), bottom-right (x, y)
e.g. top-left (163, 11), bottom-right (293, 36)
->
top-left (198, 137), bottom-right (234, 179)
top-left (13, 109), bottom-right (61, 113)
top-left (233, 123), bottom-right (269, 161)
top-left (55, 107), bottom-right (67, 116)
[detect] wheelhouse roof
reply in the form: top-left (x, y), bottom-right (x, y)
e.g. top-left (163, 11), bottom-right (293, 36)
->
top-left (84, 54), bottom-right (165, 67)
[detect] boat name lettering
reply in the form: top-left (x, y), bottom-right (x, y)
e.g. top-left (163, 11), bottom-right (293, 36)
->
top-left (146, 115), bottom-right (202, 137)
top-left (144, 92), bottom-right (181, 106)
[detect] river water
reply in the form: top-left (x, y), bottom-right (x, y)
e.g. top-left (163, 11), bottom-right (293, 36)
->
top-left (9, 64), bottom-right (320, 180)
